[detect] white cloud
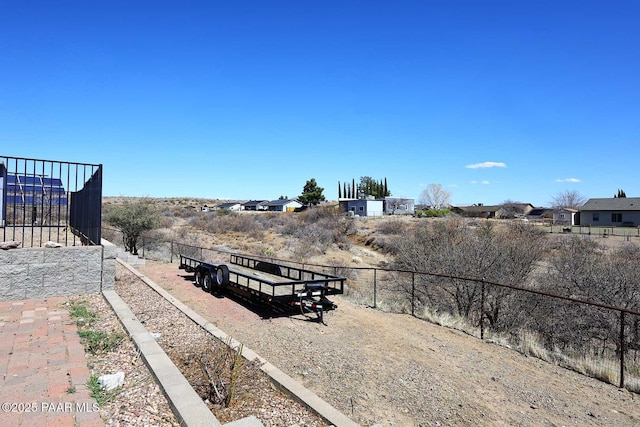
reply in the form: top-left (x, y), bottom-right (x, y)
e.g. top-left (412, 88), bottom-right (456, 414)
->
top-left (465, 161), bottom-right (507, 169)
top-left (481, 180), bottom-right (490, 185)
top-left (470, 180), bottom-right (477, 184)
top-left (555, 178), bottom-right (582, 183)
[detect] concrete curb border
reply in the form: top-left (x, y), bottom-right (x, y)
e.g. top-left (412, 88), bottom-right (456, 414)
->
top-left (102, 288), bottom-right (223, 427)
top-left (116, 259), bottom-right (360, 427)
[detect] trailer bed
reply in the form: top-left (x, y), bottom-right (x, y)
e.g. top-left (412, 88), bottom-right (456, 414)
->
top-left (179, 254), bottom-right (345, 320)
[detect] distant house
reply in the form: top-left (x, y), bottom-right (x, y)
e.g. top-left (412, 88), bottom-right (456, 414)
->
top-left (242, 200), bottom-right (268, 211)
top-left (339, 199), bottom-right (384, 217)
top-left (384, 197), bottom-right (415, 215)
top-left (263, 199), bottom-right (302, 212)
top-left (216, 202), bottom-right (242, 211)
top-left (453, 205), bottom-right (501, 218)
top-left (524, 207), bottom-right (553, 223)
top-left (496, 203), bottom-right (534, 219)
top-left (553, 208), bottom-right (578, 225)
top-left (580, 197), bottom-right (640, 227)
top-left (453, 203), bottom-right (534, 219)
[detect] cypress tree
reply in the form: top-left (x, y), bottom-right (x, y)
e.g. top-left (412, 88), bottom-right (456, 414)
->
top-left (338, 181), bottom-right (342, 199)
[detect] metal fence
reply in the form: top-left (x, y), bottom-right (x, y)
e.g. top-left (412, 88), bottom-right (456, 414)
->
top-left (101, 229), bottom-right (640, 393)
top-left (544, 224), bottom-right (640, 239)
top-left (1, 156), bottom-right (102, 247)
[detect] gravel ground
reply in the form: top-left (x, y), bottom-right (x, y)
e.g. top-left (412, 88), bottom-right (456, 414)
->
top-left (72, 256), bottom-right (640, 427)
top-left (70, 293), bottom-right (180, 426)
top-left (134, 259), bottom-right (640, 427)
top-left (113, 263), bottom-right (328, 427)
top-left (70, 265), bottom-right (328, 426)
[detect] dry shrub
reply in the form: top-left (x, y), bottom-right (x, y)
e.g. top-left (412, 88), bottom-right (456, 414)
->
top-left (376, 218), bottom-right (405, 235)
top-left (169, 337), bottom-right (249, 408)
top-left (190, 212), bottom-right (262, 235)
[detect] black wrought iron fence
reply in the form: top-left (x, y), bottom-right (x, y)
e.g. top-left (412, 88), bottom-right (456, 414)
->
top-left (545, 224), bottom-right (640, 238)
top-left (100, 231), bottom-right (640, 392)
top-left (1, 156), bottom-right (102, 247)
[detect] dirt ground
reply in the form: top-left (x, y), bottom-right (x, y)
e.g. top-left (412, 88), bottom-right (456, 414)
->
top-left (137, 260), bottom-right (640, 427)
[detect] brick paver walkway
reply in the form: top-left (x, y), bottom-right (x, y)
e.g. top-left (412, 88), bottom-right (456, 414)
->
top-left (0, 297), bottom-right (104, 426)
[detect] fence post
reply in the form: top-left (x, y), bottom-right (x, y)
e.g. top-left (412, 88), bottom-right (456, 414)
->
top-left (142, 236), bottom-right (145, 259)
top-left (620, 310), bottom-right (626, 388)
top-left (170, 240), bottom-right (173, 263)
top-left (373, 268), bottom-right (377, 308)
top-left (480, 281), bottom-right (486, 340)
top-left (411, 272), bottom-right (415, 316)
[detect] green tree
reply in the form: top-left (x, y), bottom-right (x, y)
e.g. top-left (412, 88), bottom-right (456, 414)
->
top-left (298, 178), bottom-right (326, 206)
top-left (358, 176), bottom-right (391, 199)
top-left (615, 189), bottom-right (627, 198)
top-left (104, 199), bottom-right (160, 255)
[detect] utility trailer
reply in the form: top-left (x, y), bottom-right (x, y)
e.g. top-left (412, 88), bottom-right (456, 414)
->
top-left (179, 254), bottom-right (345, 322)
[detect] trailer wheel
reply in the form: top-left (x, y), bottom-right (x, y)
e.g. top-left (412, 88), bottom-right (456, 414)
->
top-left (194, 269), bottom-right (202, 287)
top-left (215, 265), bottom-right (230, 287)
top-left (202, 273), bottom-right (213, 293)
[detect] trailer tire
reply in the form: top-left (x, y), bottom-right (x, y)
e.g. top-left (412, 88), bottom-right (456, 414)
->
top-left (194, 269), bottom-right (203, 287)
top-left (215, 265), bottom-right (230, 287)
top-left (202, 273), bottom-right (213, 293)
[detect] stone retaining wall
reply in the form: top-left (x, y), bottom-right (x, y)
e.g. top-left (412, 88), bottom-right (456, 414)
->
top-left (0, 239), bottom-right (116, 300)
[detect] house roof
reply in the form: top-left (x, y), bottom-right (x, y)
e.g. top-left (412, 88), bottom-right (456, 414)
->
top-left (383, 197), bottom-right (415, 201)
top-left (265, 199), bottom-right (300, 206)
top-left (581, 197), bottom-right (640, 211)
top-left (526, 208), bottom-right (547, 216)
top-left (457, 205), bottom-right (501, 213)
top-left (242, 200), bottom-right (267, 206)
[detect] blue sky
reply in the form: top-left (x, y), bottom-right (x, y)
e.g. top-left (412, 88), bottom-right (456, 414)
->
top-left (1, 1), bottom-right (638, 206)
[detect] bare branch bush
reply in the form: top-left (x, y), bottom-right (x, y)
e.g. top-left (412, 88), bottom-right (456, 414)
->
top-left (189, 212), bottom-right (268, 236)
top-left (281, 207), bottom-right (356, 258)
top-left (387, 218), bottom-right (547, 329)
top-left (170, 337), bottom-right (250, 409)
top-left (375, 217), bottom-right (407, 235)
top-left (536, 237), bottom-right (640, 360)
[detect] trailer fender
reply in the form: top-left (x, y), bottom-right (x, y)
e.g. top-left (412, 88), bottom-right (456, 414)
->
top-left (215, 265), bottom-right (230, 287)
top-left (255, 261), bottom-right (282, 276)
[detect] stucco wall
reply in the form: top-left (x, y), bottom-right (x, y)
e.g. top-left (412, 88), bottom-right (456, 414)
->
top-left (580, 211), bottom-right (640, 227)
top-left (0, 239), bottom-right (116, 300)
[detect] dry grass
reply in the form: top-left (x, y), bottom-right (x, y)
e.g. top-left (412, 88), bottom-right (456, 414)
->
top-left (102, 197), bottom-right (640, 394)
